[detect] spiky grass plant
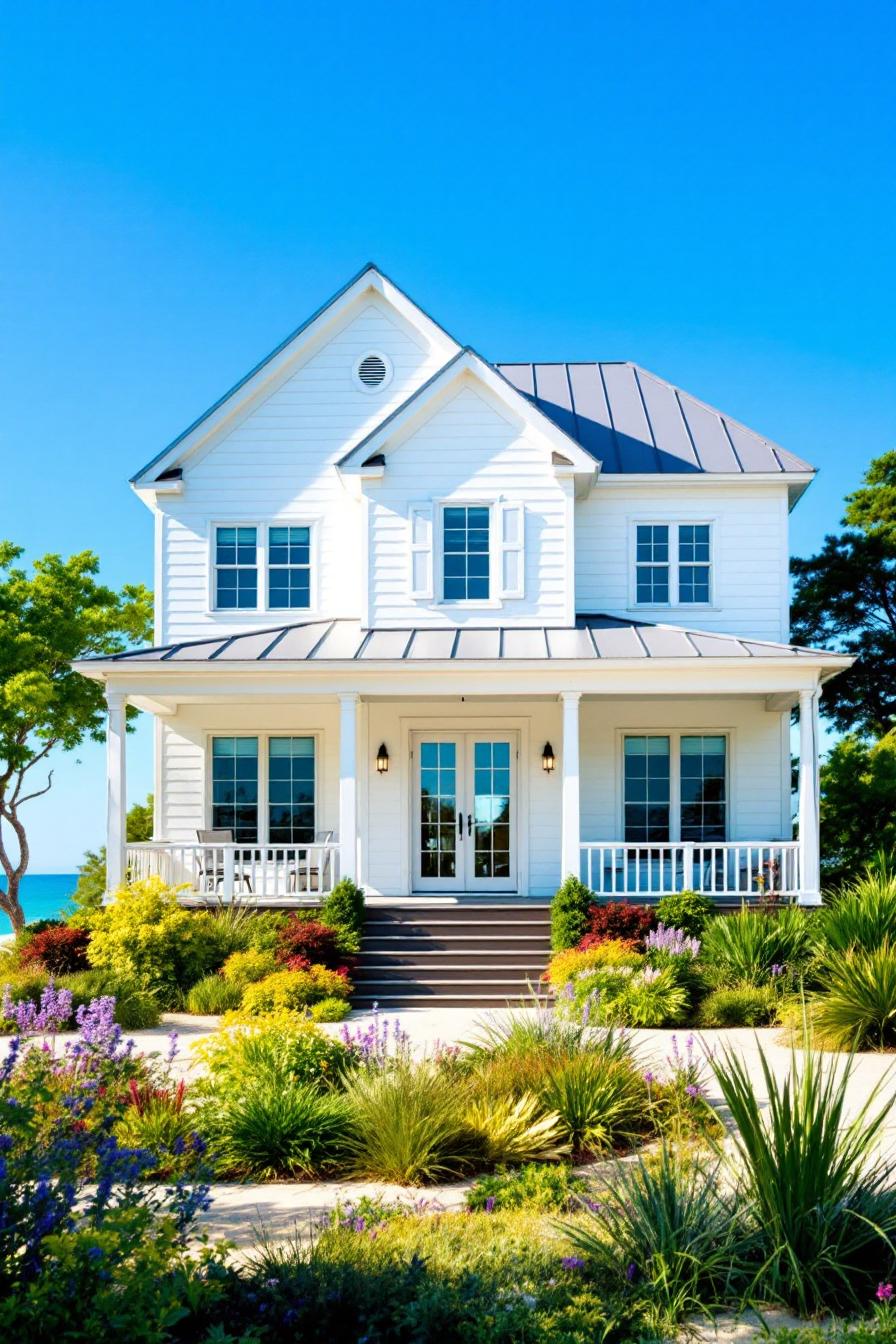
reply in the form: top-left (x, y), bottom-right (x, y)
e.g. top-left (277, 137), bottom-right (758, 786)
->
top-left (814, 859), bottom-right (896, 956)
top-left (700, 905), bottom-right (813, 986)
top-left (464, 1092), bottom-right (570, 1165)
top-left (713, 1035), bottom-right (896, 1314)
top-left (562, 1145), bottom-right (744, 1329)
top-left (813, 942), bottom-right (896, 1050)
top-left (342, 1061), bottom-right (478, 1184)
top-left (537, 1052), bottom-right (647, 1155)
top-left (204, 1081), bottom-right (351, 1179)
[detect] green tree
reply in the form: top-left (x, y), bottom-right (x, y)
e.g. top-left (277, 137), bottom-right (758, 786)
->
top-left (70, 795), bottom-right (154, 916)
top-left (0, 545), bottom-right (152, 934)
top-left (791, 449), bottom-right (896, 737)
top-left (819, 733), bottom-right (896, 888)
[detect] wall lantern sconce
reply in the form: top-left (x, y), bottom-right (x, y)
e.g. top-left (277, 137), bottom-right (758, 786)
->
top-left (376, 743), bottom-right (390, 775)
top-left (541, 742), bottom-right (555, 773)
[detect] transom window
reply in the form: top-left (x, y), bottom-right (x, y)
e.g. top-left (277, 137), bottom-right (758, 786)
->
top-left (215, 527), bottom-right (258, 609)
top-left (443, 505), bottom-right (490, 601)
top-left (269, 526), bottom-right (311, 610)
top-left (210, 735), bottom-right (316, 846)
top-left (623, 733), bottom-right (727, 843)
top-left (633, 522), bottom-right (712, 606)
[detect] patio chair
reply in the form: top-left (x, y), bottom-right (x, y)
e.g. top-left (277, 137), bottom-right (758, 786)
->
top-left (289, 830), bottom-right (335, 893)
top-left (195, 829), bottom-right (253, 894)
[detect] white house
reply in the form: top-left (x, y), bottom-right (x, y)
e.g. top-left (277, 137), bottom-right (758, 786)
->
top-left (76, 263), bottom-right (849, 918)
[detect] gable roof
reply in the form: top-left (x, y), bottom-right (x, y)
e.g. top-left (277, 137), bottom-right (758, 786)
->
top-left (497, 362), bottom-right (815, 478)
top-left (75, 613), bottom-right (847, 672)
top-left (336, 348), bottom-right (598, 484)
top-left (131, 262), bottom-right (462, 487)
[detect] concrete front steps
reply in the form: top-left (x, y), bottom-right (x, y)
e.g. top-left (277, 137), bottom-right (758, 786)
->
top-left (353, 902), bottom-right (553, 1009)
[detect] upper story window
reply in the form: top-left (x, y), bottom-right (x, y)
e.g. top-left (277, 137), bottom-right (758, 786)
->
top-left (215, 526), bottom-right (258, 609)
top-left (269, 526), bottom-right (311, 610)
top-left (633, 521), bottom-right (712, 606)
top-left (212, 523), bottom-right (314, 613)
top-left (443, 505), bottom-right (490, 601)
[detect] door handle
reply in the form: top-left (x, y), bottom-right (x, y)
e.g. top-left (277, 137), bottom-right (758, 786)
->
top-left (467, 813), bottom-right (473, 837)
top-left (457, 811), bottom-right (463, 840)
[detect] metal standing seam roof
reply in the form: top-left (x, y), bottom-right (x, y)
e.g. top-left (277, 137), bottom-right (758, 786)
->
top-left (80, 615), bottom-right (844, 666)
top-left (496, 362), bottom-right (815, 476)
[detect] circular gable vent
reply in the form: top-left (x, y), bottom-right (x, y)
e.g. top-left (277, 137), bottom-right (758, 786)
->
top-left (354, 351), bottom-right (392, 392)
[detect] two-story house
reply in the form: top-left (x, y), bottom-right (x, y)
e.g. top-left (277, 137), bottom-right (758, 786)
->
top-left (76, 264), bottom-right (849, 933)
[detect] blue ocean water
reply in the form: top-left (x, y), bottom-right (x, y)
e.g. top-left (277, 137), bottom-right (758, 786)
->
top-left (0, 874), bottom-right (78, 926)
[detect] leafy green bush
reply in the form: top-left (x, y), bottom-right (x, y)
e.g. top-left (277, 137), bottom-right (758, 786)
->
top-left (812, 942), bottom-right (896, 1050)
top-left (568, 963), bottom-right (688, 1027)
top-left (220, 947), bottom-right (278, 988)
top-left (321, 877), bottom-right (365, 949)
top-left (185, 973), bottom-right (243, 1015)
top-left (815, 863), bottom-right (896, 955)
top-left (464, 1091), bottom-right (569, 1165)
top-left (713, 1036), bottom-right (896, 1314)
top-left (466, 1162), bottom-right (589, 1212)
top-left (204, 1080), bottom-right (352, 1178)
top-left (238, 965), bottom-right (351, 1016)
top-left (550, 875), bottom-right (593, 951)
top-left (343, 1062), bottom-right (477, 1183)
top-left (544, 940), bottom-right (643, 988)
top-left (196, 1015), bottom-right (350, 1092)
top-left (563, 1146), bottom-right (744, 1330)
top-left (700, 904), bottom-right (813, 987)
top-left (58, 970), bottom-right (161, 1029)
top-left (698, 983), bottom-right (777, 1028)
top-left (239, 910), bottom-right (289, 953)
top-left (308, 996), bottom-right (352, 1022)
top-left (85, 877), bottom-right (233, 1007)
top-left (656, 889), bottom-right (715, 937)
top-left (537, 1052), bottom-right (646, 1154)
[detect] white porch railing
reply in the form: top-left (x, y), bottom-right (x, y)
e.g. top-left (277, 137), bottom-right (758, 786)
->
top-left (579, 841), bottom-right (801, 901)
top-left (126, 842), bottom-right (340, 898)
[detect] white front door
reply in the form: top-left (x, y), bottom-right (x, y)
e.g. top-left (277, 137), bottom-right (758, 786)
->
top-left (413, 733), bottom-right (516, 892)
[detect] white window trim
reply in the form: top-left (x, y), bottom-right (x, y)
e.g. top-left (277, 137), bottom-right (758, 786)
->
top-left (627, 518), bottom-right (718, 611)
top-left (434, 498), bottom-right (502, 609)
top-left (206, 519), bottom-right (321, 618)
top-left (615, 728), bottom-right (734, 843)
top-left (203, 730), bottom-right (322, 848)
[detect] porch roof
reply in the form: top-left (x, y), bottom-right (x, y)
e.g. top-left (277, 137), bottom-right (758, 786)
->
top-left (77, 614), bottom-right (847, 672)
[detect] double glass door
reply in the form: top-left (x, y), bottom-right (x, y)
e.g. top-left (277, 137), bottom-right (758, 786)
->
top-left (413, 733), bottom-right (516, 892)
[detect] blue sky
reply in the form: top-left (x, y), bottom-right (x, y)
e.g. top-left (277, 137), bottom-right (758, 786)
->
top-left (2, 1), bottom-right (894, 872)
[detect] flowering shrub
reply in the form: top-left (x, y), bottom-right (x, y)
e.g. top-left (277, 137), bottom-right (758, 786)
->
top-left (1, 980), bottom-right (73, 1039)
top-left (18, 925), bottom-right (90, 975)
top-left (644, 923), bottom-right (701, 964)
top-left (579, 900), bottom-right (657, 949)
top-left (560, 962), bottom-right (688, 1028)
top-left (196, 1014), bottom-right (350, 1094)
top-left (341, 1006), bottom-right (412, 1068)
top-left (544, 941), bottom-right (643, 988)
top-left (234, 965), bottom-right (352, 1019)
top-left (275, 915), bottom-right (352, 971)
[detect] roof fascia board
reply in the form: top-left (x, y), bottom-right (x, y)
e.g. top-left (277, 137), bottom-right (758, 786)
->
top-left (338, 349), bottom-right (598, 479)
top-left (131, 264), bottom-right (461, 488)
top-left (596, 470), bottom-right (814, 509)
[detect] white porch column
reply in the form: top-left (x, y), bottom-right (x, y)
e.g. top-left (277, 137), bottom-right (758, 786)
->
top-left (105, 689), bottom-right (127, 894)
top-left (797, 686), bottom-right (821, 905)
top-left (560, 692), bottom-right (582, 882)
top-left (338, 693), bottom-right (360, 884)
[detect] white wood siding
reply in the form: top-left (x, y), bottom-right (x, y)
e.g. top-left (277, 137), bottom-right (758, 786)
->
top-left (574, 483), bottom-right (790, 641)
top-left (156, 297), bottom-right (446, 644)
top-left (366, 382), bottom-right (572, 627)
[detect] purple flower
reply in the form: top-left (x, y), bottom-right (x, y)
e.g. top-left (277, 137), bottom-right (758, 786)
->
top-left (770, 963), bottom-right (784, 978)
top-left (645, 924), bottom-right (700, 959)
top-left (561, 1256), bottom-right (586, 1271)
top-left (685, 1084), bottom-right (701, 1099)
top-left (625, 1261), bottom-right (638, 1282)
top-left (2, 980), bottom-right (73, 1038)
top-left (166, 1030), bottom-right (179, 1062)
top-left (484, 1196), bottom-right (496, 1214)
top-left (643, 1071), bottom-right (656, 1085)
top-left (877, 1282), bottom-right (894, 1302)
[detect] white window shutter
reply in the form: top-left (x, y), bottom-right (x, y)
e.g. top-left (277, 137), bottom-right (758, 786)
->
top-left (497, 501), bottom-right (525, 599)
top-left (408, 503), bottom-right (433, 599)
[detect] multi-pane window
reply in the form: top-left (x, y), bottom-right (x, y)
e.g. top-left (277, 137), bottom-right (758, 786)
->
top-left (623, 736), bottom-right (671, 842)
top-left (268, 737), bottom-right (315, 844)
top-left (680, 735), bottom-right (726, 841)
top-left (633, 522), bottom-right (712, 605)
top-left (419, 741), bottom-right (458, 878)
top-left (268, 526), bottom-right (311, 609)
top-left (211, 737), bottom-right (259, 842)
top-left (215, 527), bottom-right (258, 609)
top-left (678, 525), bottom-right (711, 604)
top-left (443, 505), bottom-right (490, 601)
top-left (635, 525), bottom-right (670, 604)
top-left (473, 741), bottom-right (511, 879)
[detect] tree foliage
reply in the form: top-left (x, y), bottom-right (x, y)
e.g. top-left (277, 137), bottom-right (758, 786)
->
top-left (0, 544), bottom-right (152, 933)
top-left (791, 449), bottom-right (896, 736)
top-left (819, 733), bottom-right (896, 888)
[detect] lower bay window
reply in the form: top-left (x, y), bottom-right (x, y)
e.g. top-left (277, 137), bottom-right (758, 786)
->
top-left (623, 733), bottom-right (727, 844)
top-left (211, 735), bottom-right (316, 846)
